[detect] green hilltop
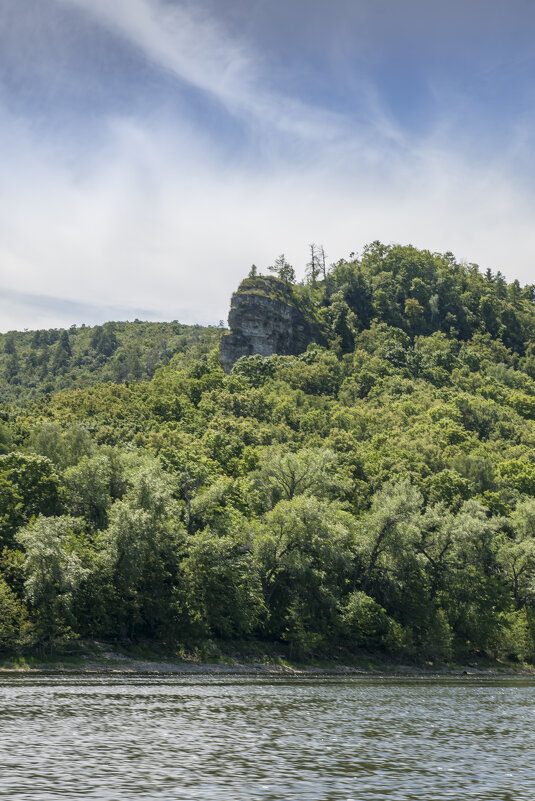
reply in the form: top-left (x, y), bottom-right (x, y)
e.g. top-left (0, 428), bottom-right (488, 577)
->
top-left (2, 241), bottom-right (535, 666)
top-left (0, 320), bottom-right (221, 404)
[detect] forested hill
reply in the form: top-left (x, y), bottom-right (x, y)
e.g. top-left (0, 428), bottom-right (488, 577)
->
top-left (2, 242), bottom-right (535, 666)
top-left (248, 241), bottom-right (535, 358)
top-left (220, 243), bottom-right (535, 370)
top-left (0, 320), bottom-right (221, 404)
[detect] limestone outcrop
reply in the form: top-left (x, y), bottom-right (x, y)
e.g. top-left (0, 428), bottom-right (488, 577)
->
top-left (219, 276), bottom-right (321, 373)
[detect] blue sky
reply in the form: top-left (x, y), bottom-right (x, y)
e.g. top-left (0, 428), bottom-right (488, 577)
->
top-left (1, 0), bottom-right (535, 330)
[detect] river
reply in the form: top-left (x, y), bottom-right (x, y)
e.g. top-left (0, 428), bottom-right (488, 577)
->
top-left (1, 674), bottom-right (534, 800)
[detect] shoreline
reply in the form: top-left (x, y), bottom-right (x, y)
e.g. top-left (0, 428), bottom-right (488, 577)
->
top-left (1, 646), bottom-right (534, 677)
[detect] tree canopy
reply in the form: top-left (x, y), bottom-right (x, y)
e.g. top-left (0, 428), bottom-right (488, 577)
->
top-left (2, 242), bottom-right (535, 663)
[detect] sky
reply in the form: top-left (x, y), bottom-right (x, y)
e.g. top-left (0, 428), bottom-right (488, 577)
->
top-left (1, 0), bottom-right (535, 331)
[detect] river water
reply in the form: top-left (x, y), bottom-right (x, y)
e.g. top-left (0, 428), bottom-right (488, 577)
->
top-left (1, 674), bottom-right (534, 800)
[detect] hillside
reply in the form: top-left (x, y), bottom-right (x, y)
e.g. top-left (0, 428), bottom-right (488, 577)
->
top-left (2, 242), bottom-right (535, 665)
top-left (0, 320), bottom-right (221, 404)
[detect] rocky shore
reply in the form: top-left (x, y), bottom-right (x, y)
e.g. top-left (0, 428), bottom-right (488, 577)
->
top-left (1, 643), bottom-right (534, 676)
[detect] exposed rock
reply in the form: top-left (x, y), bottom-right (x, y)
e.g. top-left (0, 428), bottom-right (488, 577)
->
top-left (219, 276), bottom-right (321, 372)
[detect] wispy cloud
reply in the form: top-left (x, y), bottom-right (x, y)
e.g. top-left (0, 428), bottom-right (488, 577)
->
top-left (59, 0), bottom-right (257, 104)
top-left (1, 0), bottom-right (535, 332)
top-left (2, 104), bottom-right (535, 332)
top-left (56, 0), bottom-right (348, 142)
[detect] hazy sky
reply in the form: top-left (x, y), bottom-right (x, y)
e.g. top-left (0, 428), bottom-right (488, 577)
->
top-left (1, 0), bottom-right (535, 330)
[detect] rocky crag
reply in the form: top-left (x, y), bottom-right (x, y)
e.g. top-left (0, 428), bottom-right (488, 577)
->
top-left (219, 275), bottom-right (322, 373)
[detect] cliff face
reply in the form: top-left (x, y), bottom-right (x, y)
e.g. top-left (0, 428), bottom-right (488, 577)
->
top-left (219, 276), bottom-right (321, 372)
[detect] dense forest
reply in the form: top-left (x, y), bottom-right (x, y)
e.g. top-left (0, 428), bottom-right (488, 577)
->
top-left (0, 320), bottom-right (221, 404)
top-left (2, 241), bottom-right (535, 664)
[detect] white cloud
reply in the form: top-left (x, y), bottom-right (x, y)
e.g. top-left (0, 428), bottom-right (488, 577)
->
top-left (2, 100), bottom-right (535, 333)
top-left (59, 0), bottom-right (256, 101)
top-left (2, 0), bottom-right (535, 332)
top-left (55, 0), bottom-right (347, 142)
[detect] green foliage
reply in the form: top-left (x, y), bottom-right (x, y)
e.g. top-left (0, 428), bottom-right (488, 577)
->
top-left (0, 453), bottom-right (61, 544)
top-left (16, 516), bottom-right (88, 644)
top-left (3, 241), bottom-right (535, 663)
top-left (267, 254), bottom-right (296, 284)
top-left (254, 496), bottom-right (354, 650)
top-left (178, 530), bottom-right (264, 639)
top-left (27, 422), bottom-right (94, 469)
top-left (0, 320), bottom-right (220, 403)
top-left (254, 447), bottom-right (348, 507)
top-left (0, 577), bottom-right (32, 650)
top-left (342, 591), bottom-right (404, 653)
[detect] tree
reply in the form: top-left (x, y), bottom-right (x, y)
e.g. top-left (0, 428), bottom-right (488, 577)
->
top-left (91, 324), bottom-right (118, 357)
top-left (0, 577), bottom-right (31, 650)
top-left (3, 334), bottom-right (16, 355)
top-left (425, 469), bottom-right (472, 510)
top-left (52, 330), bottom-right (72, 371)
top-left (341, 590), bottom-right (403, 653)
top-left (497, 460), bottom-right (535, 496)
top-left (404, 297), bottom-right (425, 334)
top-left (319, 245), bottom-right (327, 281)
top-left (253, 495), bottom-right (354, 651)
top-left (28, 422), bottom-right (94, 470)
top-left (268, 254), bottom-right (295, 284)
top-left (16, 516), bottom-right (88, 647)
top-left (254, 447), bottom-right (348, 508)
top-left (498, 499), bottom-right (535, 610)
top-left (0, 453), bottom-right (61, 543)
top-left (64, 453), bottom-right (117, 529)
top-left (306, 243), bottom-right (320, 284)
top-left (178, 530), bottom-right (263, 639)
top-left (97, 462), bottom-right (183, 639)
top-left (356, 479), bottom-right (423, 594)
top-left (0, 422), bottom-right (11, 455)
top-left (323, 292), bottom-right (357, 353)
top-left (442, 501), bottom-right (505, 653)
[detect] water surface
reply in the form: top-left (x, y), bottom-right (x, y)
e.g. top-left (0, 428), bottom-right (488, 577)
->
top-left (1, 674), bottom-right (534, 800)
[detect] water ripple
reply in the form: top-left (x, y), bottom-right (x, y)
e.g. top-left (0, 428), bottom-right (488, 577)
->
top-left (0, 675), bottom-right (534, 800)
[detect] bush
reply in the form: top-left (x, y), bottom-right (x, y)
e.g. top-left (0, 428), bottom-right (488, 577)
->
top-left (342, 591), bottom-right (403, 653)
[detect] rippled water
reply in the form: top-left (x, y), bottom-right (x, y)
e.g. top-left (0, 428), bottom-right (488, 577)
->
top-left (1, 674), bottom-right (534, 800)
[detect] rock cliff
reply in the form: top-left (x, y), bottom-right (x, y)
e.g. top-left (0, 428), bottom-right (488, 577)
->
top-left (219, 276), bottom-right (322, 373)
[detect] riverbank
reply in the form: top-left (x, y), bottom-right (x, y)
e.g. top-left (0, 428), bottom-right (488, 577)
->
top-left (1, 640), bottom-right (534, 676)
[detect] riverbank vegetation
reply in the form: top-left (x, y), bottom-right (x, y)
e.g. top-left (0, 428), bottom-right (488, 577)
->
top-left (2, 242), bottom-right (535, 665)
